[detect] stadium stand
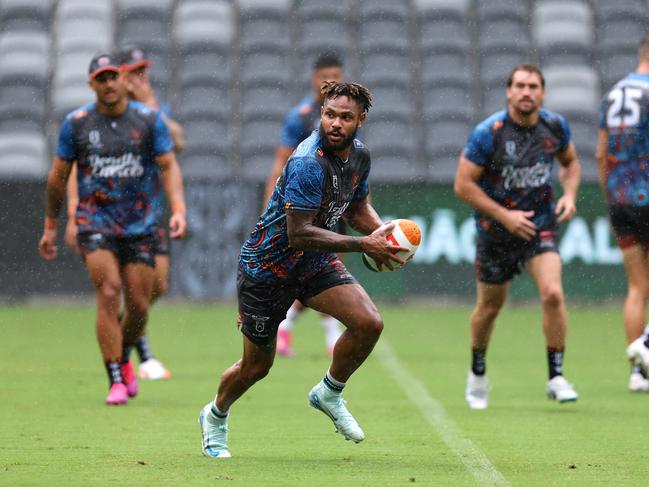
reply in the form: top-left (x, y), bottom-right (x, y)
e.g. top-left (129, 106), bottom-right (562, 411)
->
top-left (0, 0), bottom-right (647, 183)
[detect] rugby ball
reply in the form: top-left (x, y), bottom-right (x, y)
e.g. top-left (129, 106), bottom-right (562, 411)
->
top-left (362, 219), bottom-right (421, 272)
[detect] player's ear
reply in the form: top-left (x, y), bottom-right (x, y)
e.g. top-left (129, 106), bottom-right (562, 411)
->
top-left (358, 111), bottom-right (366, 128)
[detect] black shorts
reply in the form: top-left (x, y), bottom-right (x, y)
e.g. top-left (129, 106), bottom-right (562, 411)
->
top-left (78, 232), bottom-right (157, 268)
top-left (608, 205), bottom-right (649, 249)
top-left (152, 226), bottom-right (170, 255)
top-left (236, 259), bottom-right (356, 346)
top-left (476, 228), bottom-right (558, 284)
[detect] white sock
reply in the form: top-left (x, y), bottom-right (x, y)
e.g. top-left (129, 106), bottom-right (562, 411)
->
top-left (644, 324), bottom-right (649, 338)
top-left (209, 397), bottom-right (228, 422)
top-left (321, 316), bottom-right (342, 347)
top-left (279, 304), bottom-right (301, 332)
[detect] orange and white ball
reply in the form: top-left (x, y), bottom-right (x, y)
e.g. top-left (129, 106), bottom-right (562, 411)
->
top-left (362, 219), bottom-right (421, 272)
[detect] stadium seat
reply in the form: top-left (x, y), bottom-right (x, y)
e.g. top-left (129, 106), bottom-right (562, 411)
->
top-left (0, 0), bottom-right (54, 32)
top-left (0, 32), bottom-right (49, 82)
top-left (476, 0), bottom-right (528, 20)
top-left (174, 79), bottom-right (230, 119)
top-left (362, 115), bottom-right (419, 182)
top-left (51, 82), bottom-right (95, 123)
top-left (599, 45), bottom-right (638, 90)
top-left (241, 80), bottom-right (290, 119)
top-left (413, 0), bottom-right (471, 16)
top-left (358, 0), bottom-right (410, 19)
top-left (173, 1), bottom-right (234, 47)
top-left (360, 46), bottom-right (412, 86)
top-left (176, 45), bottom-right (231, 85)
top-left (481, 84), bottom-right (508, 117)
top-left (237, 0), bottom-right (291, 50)
top-left (422, 78), bottom-right (474, 119)
top-left (424, 112), bottom-right (472, 181)
top-left (417, 7), bottom-right (470, 51)
top-left (358, 0), bottom-right (411, 51)
top-left (421, 43), bottom-right (471, 85)
top-left (479, 41), bottom-right (531, 86)
top-left (240, 116), bottom-right (283, 180)
top-left (180, 112), bottom-right (232, 179)
top-left (544, 66), bottom-right (600, 116)
top-left (0, 131), bottom-right (47, 179)
top-left (239, 47), bottom-right (290, 85)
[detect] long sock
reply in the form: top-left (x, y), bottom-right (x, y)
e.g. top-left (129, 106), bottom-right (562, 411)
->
top-left (547, 347), bottom-right (564, 379)
top-left (323, 371), bottom-right (345, 393)
top-left (631, 363), bottom-right (645, 377)
top-left (279, 304), bottom-right (300, 332)
top-left (136, 335), bottom-right (154, 362)
top-left (471, 348), bottom-right (486, 376)
top-left (321, 316), bottom-right (342, 347)
top-left (209, 398), bottom-right (228, 420)
top-left (105, 361), bottom-right (123, 386)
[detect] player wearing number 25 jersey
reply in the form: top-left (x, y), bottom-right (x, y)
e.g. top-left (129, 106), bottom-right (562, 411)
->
top-left (598, 33), bottom-right (649, 392)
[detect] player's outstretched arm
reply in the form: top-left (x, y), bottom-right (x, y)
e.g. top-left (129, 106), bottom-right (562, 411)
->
top-left (344, 196), bottom-right (383, 235)
top-left (162, 114), bottom-right (185, 154)
top-left (455, 153), bottom-right (536, 241)
top-left (157, 152), bottom-right (187, 239)
top-left (555, 142), bottom-right (581, 223)
top-left (286, 210), bottom-right (407, 270)
top-left (64, 163), bottom-right (80, 253)
top-left (39, 157), bottom-right (73, 260)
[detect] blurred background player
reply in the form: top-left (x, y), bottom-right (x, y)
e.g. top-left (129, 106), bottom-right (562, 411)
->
top-left (263, 52), bottom-right (345, 357)
top-left (65, 46), bottom-right (185, 381)
top-left (455, 64), bottom-right (581, 409)
top-left (599, 34), bottom-right (649, 391)
top-left (40, 53), bottom-right (186, 405)
top-left (199, 82), bottom-right (408, 458)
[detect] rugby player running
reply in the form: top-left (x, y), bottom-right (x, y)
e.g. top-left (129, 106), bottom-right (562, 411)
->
top-left (198, 82), bottom-right (407, 457)
top-left (39, 53), bottom-right (186, 405)
top-left (455, 64), bottom-right (581, 409)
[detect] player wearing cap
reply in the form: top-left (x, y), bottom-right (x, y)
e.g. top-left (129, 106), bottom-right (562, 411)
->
top-left (64, 46), bottom-right (185, 381)
top-left (264, 52), bottom-right (346, 358)
top-left (39, 53), bottom-right (187, 405)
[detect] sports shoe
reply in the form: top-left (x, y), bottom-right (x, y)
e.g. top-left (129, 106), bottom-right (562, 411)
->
top-left (546, 376), bottom-right (578, 403)
top-left (308, 382), bottom-right (364, 443)
top-left (465, 371), bottom-right (489, 410)
top-left (629, 372), bottom-right (649, 392)
top-left (138, 358), bottom-right (172, 380)
top-left (120, 360), bottom-right (139, 398)
top-left (626, 337), bottom-right (649, 373)
top-left (198, 403), bottom-right (231, 458)
top-left (276, 329), bottom-right (294, 358)
top-left (105, 382), bottom-right (128, 405)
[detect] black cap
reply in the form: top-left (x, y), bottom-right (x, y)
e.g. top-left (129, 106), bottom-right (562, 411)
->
top-left (88, 52), bottom-right (120, 80)
top-left (116, 46), bottom-right (151, 71)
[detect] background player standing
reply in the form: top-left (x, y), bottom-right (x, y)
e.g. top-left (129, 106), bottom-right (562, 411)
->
top-left (39, 53), bottom-right (186, 405)
top-left (599, 34), bottom-right (649, 391)
top-left (264, 52), bottom-right (346, 357)
top-left (64, 46), bottom-right (185, 381)
top-left (454, 64), bottom-right (581, 409)
top-left (198, 82), bottom-right (408, 458)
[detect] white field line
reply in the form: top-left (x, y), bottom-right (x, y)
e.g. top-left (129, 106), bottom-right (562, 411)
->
top-left (375, 340), bottom-right (511, 487)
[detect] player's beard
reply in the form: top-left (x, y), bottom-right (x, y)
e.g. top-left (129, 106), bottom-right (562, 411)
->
top-left (319, 123), bottom-right (358, 153)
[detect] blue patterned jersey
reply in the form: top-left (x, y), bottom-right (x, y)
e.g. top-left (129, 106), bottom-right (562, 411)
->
top-left (57, 100), bottom-right (174, 237)
top-left (599, 73), bottom-right (649, 207)
top-left (279, 96), bottom-right (320, 148)
top-left (463, 109), bottom-right (571, 236)
top-left (241, 131), bottom-right (370, 283)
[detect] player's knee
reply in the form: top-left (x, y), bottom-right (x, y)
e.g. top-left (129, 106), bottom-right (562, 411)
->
top-left (477, 300), bottom-right (503, 321)
top-left (125, 297), bottom-right (150, 319)
top-left (357, 312), bottom-right (384, 338)
top-left (540, 286), bottom-right (564, 309)
top-left (628, 282), bottom-right (649, 301)
top-left (153, 278), bottom-right (168, 299)
top-left (97, 281), bottom-right (121, 304)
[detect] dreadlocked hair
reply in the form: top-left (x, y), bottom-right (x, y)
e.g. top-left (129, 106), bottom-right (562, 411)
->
top-left (320, 81), bottom-right (373, 114)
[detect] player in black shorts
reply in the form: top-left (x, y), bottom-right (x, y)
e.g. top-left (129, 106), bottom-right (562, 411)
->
top-left (39, 53), bottom-right (186, 406)
top-left (198, 82), bottom-right (408, 457)
top-left (263, 52), bottom-right (346, 357)
top-left (455, 64), bottom-right (581, 409)
top-left (65, 46), bottom-right (185, 381)
top-left (599, 34), bottom-right (649, 390)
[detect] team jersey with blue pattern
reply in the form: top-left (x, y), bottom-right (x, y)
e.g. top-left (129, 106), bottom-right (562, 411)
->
top-left (279, 96), bottom-right (320, 148)
top-left (463, 109), bottom-right (571, 236)
top-left (57, 100), bottom-right (174, 237)
top-left (241, 131), bottom-right (370, 283)
top-left (599, 73), bottom-right (649, 207)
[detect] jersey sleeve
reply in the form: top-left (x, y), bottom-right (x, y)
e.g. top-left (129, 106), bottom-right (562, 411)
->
top-left (152, 111), bottom-right (174, 156)
top-left (279, 109), bottom-right (307, 148)
top-left (463, 122), bottom-right (494, 166)
top-left (283, 156), bottom-right (324, 211)
top-left (598, 96), bottom-right (608, 129)
top-left (160, 102), bottom-right (173, 119)
top-left (56, 118), bottom-right (77, 162)
top-left (352, 164), bottom-right (370, 202)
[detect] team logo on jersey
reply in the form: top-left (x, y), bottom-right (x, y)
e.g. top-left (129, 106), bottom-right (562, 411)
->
top-left (505, 141), bottom-right (516, 157)
top-left (353, 139), bottom-right (364, 149)
top-left (130, 129), bottom-right (142, 145)
top-left (88, 130), bottom-right (102, 148)
top-left (317, 148), bottom-right (324, 157)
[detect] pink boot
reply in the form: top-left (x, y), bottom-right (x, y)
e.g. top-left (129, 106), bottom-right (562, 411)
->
top-left (276, 329), bottom-right (294, 357)
top-left (120, 361), bottom-right (139, 398)
top-left (105, 382), bottom-right (128, 405)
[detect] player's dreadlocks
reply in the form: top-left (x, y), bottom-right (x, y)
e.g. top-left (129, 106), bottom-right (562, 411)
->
top-left (320, 81), bottom-right (373, 114)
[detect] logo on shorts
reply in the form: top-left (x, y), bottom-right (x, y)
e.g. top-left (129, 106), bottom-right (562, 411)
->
top-left (247, 313), bottom-right (270, 333)
top-left (505, 140), bottom-right (516, 157)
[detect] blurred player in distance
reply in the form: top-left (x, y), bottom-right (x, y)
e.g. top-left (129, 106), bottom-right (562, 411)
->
top-left (455, 64), bottom-right (581, 409)
top-left (65, 46), bottom-right (185, 381)
top-left (39, 53), bottom-right (186, 405)
top-left (198, 82), bottom-right (408, 458)
top-left (599, 34), bottom-right (649, 391)
top-left (263, 52), bottom-right (345, 358)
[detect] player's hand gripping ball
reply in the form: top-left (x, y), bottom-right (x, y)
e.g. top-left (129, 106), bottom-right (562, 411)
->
top-left (362, 219), bottom-right (421, 272)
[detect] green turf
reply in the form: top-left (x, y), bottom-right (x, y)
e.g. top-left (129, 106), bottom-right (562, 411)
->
top-left (1, 303), bottom-right (648, 486)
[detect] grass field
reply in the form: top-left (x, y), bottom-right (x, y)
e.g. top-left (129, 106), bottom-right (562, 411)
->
top-left (1, 302), bottom-right (649, 486)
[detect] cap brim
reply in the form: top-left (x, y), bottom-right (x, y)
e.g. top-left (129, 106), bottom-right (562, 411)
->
top-left (89, 66), bottom-right (120, 80)
top-left (121, 60), bottom-right (151, 71)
